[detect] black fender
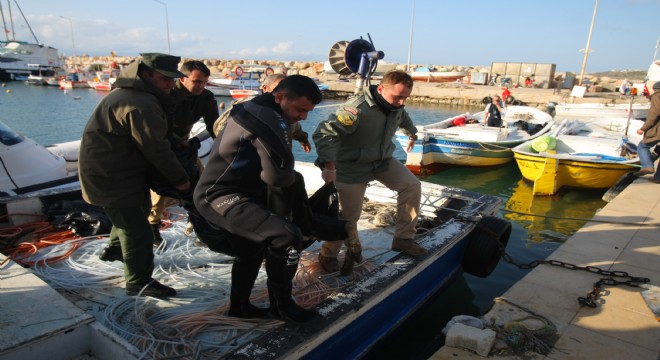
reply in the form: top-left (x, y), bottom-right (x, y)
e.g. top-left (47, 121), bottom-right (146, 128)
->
top-left (462, 215), bottom-right (511, 277)
top-left (481, 96), bottom-right (492, 105)
top-left (505, 95), bottom-right (515, 104)
top-left (511, 99), bottom-right (524, 106)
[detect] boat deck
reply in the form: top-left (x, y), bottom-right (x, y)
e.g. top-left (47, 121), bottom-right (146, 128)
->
top-left (431, 175), bottom-right (660, 359)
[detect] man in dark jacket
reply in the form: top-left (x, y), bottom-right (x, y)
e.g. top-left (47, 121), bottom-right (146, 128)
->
top-left (148, 60), bottom-right (219, 242)
top-left (79, 53), bottom-right (190, 298)
top-left (194, 75), bottom-right (324, 323)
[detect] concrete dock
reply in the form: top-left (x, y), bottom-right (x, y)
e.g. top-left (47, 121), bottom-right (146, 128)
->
top-left (431, 175), bottom-right (660, 359)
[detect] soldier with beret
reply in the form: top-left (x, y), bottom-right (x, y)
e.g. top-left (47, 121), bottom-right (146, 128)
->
top-left (79, 52), bottom-right (190, 298)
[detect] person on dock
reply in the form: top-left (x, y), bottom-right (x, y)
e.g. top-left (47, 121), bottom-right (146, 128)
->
top-left (312, 70), bottom-right (425, 274)
top-left (633, 81), bottom-right (660, 183)
top-left (78, 53), bottom-right (190, 299)
top-left (194, 75), bottom-right (327, 322)
top-left (213, 74), bottom-right (312, 153)
top-left (483, 95), bottom-right (503, 127)
top-left (148, 60), bottom-right (219, 243)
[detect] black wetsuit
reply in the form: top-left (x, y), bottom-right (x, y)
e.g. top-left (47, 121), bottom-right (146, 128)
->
top-left (193, 93), bottom-right (304, 316)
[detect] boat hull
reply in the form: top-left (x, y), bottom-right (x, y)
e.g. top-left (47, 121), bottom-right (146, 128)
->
top-left (410, 71), bottom-right (468, 83)
top-left (553, 103), bottom-right (649, 120)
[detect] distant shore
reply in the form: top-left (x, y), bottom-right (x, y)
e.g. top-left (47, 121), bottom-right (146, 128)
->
top-left (63, 55), bottom-right (649, 109)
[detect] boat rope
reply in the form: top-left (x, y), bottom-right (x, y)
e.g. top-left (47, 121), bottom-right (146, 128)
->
top-left (475, 141), bottom-right (512, 151)
top-left (501, 208), bottom-right (660, 227)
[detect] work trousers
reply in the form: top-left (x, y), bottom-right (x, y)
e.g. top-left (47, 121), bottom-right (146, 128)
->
top-left (104, 199), bottom-right (155, 285)
top-left (638, 139), bottom-right (660, 179)
top-left (320, 158), bottom-right (421, 258)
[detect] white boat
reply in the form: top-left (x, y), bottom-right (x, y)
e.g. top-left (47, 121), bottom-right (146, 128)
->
top-left (512, 117), bottom-right (644, 195)
top-left (397, 106), bottom-right (554, 174)
top-left (0, 120), bottom-right (511, 359)
top-left (410, 67), bottom-right (468, 83)
top-left (0, 41), bottom-right (61, 81)
top-left (549, 102), bottom-right (650, 120)
top-left (206, 66), bottom-right (264, 96)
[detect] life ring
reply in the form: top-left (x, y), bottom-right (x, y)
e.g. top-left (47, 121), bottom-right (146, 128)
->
top-left (505, 95), bottom-right (515, 105)
top-left (265, 67), bottom-right (274, 76)
top-left (234, 66), bottom-right (244, 77)
top-left (462, 215), bottom-right (511, 277)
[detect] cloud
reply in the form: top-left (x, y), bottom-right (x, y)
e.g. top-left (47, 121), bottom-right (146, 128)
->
top-left (233, 41), bottom-right (294, 58)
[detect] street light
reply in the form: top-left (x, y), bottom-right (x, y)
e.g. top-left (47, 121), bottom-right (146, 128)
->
top-left (60, 16), bottom-right (77, 68)
top-left (153, 0), bottom-right (171, 54)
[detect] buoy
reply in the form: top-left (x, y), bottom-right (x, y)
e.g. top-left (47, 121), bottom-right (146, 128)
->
top-left (6, 89), bottom-right (11, 94)
top-left (219, 102), bottom-right (225, 109)
top-left (1, 83), bottom-right (6, 87)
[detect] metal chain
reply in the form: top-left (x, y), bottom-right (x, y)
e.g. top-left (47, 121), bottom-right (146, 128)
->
top-left (500, 248), bottom-right (650, 308)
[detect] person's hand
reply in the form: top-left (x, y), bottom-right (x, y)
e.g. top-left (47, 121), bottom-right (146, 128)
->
top-left (175, 181), bottom-right (191, 194)
top-left (406, 135), bottom-right (417, 153)
top-left (321, 169), bottom-right (336, 183)
top-left (637, 129), bottom-right (644, 135)
top-left (300, 142), bottom-right (312, 153)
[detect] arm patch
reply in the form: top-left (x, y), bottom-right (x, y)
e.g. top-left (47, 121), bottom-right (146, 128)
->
top-left (336, 106), bottom-right (358, 126)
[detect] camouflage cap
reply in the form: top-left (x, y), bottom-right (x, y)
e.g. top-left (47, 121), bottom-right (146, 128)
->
top-left (140, 52), bottom-right (185, 78)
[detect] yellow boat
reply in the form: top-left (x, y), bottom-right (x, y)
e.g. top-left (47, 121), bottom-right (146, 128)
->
top-left (512, 117), bottom-right (645, 195)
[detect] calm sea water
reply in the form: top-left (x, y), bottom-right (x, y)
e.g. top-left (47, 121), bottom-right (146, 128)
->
top-left (0, 83), bottom-right (607, 359)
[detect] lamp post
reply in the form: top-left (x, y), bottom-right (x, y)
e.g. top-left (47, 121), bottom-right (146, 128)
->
top-left (153, 0), bottom-right (171, 54)
top-left (60, 16), bottom-right (77, 68)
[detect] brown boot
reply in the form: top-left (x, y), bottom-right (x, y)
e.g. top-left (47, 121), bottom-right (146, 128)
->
top-left (633, 168), bottom-right (654, 177)
top-left (318, 254), bottom-right (340, 273)
top-left (392, 237), bottom-right (427, 257)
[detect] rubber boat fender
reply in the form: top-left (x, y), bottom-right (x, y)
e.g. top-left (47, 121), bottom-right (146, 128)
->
top-left (511, 99), bottom-right (524, 106)
top-left (234, 66), bottom-right (244, 77)
top-left (462, 215), bottom-right (511, 278)
top-left (505, 95), bottom-right (515, 104)
top-left (481, 96), bottom-right (492, 105)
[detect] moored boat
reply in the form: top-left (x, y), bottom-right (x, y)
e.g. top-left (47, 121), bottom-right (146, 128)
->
top-left (229, 88), bottom-right (259, 99)
top-left (0, 121), bottom-right (511, 359)
top-left (397, 106), bottom-right (554, 174)
top-left (410, 67), bottom-right (468, 83)
top-left (549, 102), bottom-right (650, 120)
top-left (512, 117), bottom-right (644, 195)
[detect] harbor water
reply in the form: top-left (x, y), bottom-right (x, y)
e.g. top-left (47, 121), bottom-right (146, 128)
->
top-left (0, 83), bottom-right (609, 359)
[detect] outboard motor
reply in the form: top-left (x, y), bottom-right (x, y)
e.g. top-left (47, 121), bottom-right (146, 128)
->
top-left (546, 101), bottom-right (557, 118)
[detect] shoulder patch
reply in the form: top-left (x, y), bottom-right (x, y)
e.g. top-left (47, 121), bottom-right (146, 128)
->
top-left (336, 106), bottom-right (358, 126)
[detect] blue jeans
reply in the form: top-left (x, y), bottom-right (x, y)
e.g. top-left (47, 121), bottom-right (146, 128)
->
top-left (638, 139), bottom-right (660, 179)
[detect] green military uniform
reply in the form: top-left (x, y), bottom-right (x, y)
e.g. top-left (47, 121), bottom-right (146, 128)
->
top-left (313, 86), bottom-right (423, 264)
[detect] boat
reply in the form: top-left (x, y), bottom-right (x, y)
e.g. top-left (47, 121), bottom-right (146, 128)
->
top-left (512, 117), bottom-right (645, 195)
top-left (206, 66), bottom-right (264, 96)
top-left (87, 69), bottom-right (120, 91)
top-left (397, 106), bottom-right (554, 174)
top-left (229, 88), bottom-right (259, 99)
top-left (0, 121), bottom-right (511, 359)
top-left (410, 67), bottom-right (468, 83)
top-left (0, 41), bottom-right (62, 81)
top-left (549, 102), bottom-right (650, 120)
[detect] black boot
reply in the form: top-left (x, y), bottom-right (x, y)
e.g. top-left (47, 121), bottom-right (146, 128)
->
top-left (151, 222), bottom-right (163, 245)
top-left (227, 253), bottom-right (269, 319)
top-left (266, 247), bottom-right (318, 323)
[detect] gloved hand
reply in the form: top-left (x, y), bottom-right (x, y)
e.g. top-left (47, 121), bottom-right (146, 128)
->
top-left (321, 169), bottom-right (336, 183)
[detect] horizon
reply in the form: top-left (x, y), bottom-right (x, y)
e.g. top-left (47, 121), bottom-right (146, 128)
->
top-left (6, 0), bottom-right (660, 73)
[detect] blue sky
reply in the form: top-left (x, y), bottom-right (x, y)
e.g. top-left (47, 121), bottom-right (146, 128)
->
top-left (7, 0), bottom-right (660, 73)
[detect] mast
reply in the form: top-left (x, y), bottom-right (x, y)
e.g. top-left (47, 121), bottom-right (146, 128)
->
top-left (0, 1), bottom-right (8, 42)
top-left (406, 0), bottom-right (415, 72)
top-left (7, 0), bottom-right (14, 41)
top-left (12, 0), bottom-right (38, 43)
top-left (578, 0), bottom-right (598, 86)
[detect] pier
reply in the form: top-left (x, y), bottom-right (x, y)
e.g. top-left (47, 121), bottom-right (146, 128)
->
top-left (430, 175), bottom-right (660, 359)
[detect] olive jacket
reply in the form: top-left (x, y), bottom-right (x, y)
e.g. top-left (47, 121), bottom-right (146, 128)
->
top-left (313, 85), bottom-right (417, 183)
top-left (641, 92), bottom-right (660, 144)
top-left (78, 60), bottom-right (189, 207)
